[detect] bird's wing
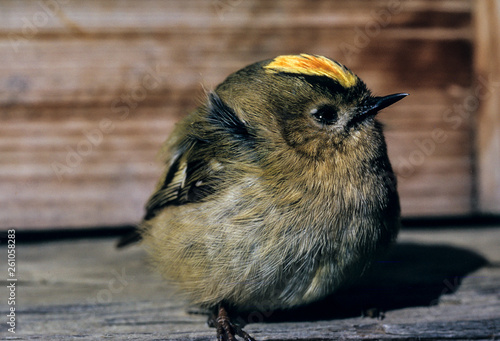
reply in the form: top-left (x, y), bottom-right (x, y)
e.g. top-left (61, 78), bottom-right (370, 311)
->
top-left (143, 146), bottom-right (218, 220)
top-left (116, 138), bottom-right (214, 247)
top-left (116, 93), bottom-right (254, 248)
top-left (144, 92), bottom-right (256, 219)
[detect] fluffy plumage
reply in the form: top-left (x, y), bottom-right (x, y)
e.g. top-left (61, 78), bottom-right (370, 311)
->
top-left (120, 54), bottom-right (406, 340)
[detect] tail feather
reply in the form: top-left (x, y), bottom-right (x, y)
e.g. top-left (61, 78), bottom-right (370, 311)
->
top-left (116, 229), bottom-right (142, 248)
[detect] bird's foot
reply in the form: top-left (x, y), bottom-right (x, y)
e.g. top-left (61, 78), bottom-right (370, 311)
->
top-left (208, 305), bottom-right (256, 341)
top-left (362, 307), bottom-right (385, 320)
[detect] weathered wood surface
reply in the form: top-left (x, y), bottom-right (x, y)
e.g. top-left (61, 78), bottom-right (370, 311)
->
top-left (1, 227), bottom-right (499, 340)
top-left (1, 0), bottom-right (477, 230)
top-left (474, 0), bottom-right (500, 214)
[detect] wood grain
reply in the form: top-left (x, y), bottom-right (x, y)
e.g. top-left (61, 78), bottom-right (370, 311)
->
top-left (0, 0), bottom-right (476, 229)
top-left (474, 0), bottom-right (500, 214)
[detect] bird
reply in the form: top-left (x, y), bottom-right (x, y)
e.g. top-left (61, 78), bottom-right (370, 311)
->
top-left (117, 53), bottom-right (407, 341)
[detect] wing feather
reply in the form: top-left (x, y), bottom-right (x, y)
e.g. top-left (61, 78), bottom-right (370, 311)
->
top-left (117, 92), bottom-right (254, 247)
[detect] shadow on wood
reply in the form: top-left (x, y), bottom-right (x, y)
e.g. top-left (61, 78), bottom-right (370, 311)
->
top-left (224, 243), bottom-right (488, 325)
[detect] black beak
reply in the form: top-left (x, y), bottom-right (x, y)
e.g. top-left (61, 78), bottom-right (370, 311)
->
top-left (362, 93), bottom-right (408, 116)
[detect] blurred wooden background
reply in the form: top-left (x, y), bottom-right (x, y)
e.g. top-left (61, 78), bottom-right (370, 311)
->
top-left (1, 0), bottom-right (498, 230)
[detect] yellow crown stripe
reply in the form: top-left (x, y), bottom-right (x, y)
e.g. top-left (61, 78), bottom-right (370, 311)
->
top-left (264, 54), bottom-right (357, 88)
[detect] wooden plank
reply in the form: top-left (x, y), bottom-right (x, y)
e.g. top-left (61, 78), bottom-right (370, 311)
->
top-left (0, 0), bottom-right (472, 34)
top-left (1, 226), bottom-right (498, 339)
top-left (0, 35), bottom-right (473, 105)
top-left (474, 0), bottom-right (500, 213)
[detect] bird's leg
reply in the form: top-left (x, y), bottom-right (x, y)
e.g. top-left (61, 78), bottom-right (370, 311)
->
top-left (208, 305), bottom-right (256, 341)
top-left (217, 306), bottom-right (236, 341)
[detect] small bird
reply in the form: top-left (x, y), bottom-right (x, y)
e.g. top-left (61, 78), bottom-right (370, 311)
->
top-left (118, 54), bottom-right (407, 340)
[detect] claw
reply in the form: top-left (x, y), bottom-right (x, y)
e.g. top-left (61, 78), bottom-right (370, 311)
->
top-left (209, 305), bottom-right (256, 341)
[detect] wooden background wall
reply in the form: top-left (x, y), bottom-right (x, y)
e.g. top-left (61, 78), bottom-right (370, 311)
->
top-left (1, 0), bottom-right (495, 231)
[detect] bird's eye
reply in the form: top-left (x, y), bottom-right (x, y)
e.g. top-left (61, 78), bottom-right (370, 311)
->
top-left (310, 105), bottom-right (338, 125)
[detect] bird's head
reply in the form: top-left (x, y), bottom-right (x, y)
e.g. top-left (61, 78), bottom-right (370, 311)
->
top-left (214, 54), bottom-right (407, 160)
